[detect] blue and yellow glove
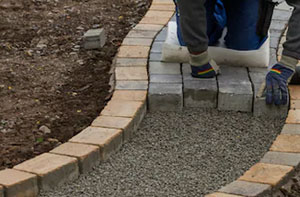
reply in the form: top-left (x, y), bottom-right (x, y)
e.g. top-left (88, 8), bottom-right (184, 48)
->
top-left (265, 55), bottom-right (298, 105)
top-left (190, 51), bottom-right (220, 78)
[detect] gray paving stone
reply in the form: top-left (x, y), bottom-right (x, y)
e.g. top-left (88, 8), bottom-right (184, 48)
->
top-left (150, 74), bottom-right (182, 84)
top-left (270, 20), bottom-right (288, 32)
top-left (217, 66), bottom-right (253, 112)
top-left (115, 81), bottom-right (148, 90)
top-left (150, 41), bottom-right (163, 53)
top-left (270, 36), bottom-right (280, 49)
top-left (282, 124), bottom-right (300, 135)
top-left (269, 48), bottom-right (278, 68)
top-left (276, 1), bottom-right (293, 11)
top-left (83, 28), bottom-right (106, 49)
top-left (182, 64), bottom-right (218, 108)
top-left (115, 58), bottom-right (147, 67)
top-left (272, 9), bottom-right (292, 21)
top-left (218, 180), bottom-right (271, 197)
top-left (260, 151), bottom-right (300, 167)
top-left (149, 53), bottom-right (162, 62)
top-left (149, 62), bottom-right (181, 75)
top-left (148, 83), bottom-right (183, 111)
top-left (155, 27), bottom-right (167, 42)
top-left (170, 14), bottom-right (176, 22)
top-left (126, 30), bottom-right (157, 39)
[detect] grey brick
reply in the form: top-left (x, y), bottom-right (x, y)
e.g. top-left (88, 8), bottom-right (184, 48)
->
top-left (149, 62), bottom-right (181, 75)
top-left (115, 58), bottom-right (147, 67)
top-left (261, 151), bottom-right (300, 167)
top-left (218, 180), bottom-right (271, 197)
top-left (217, 66), bottom-right (253, 112)
top-left (270, 20), bottom-right (288, 32)
top-left (272, 9), bottom-right (292, 21)
top-left (276, 1), bottom-right (293, 11)
top-left (148, 83), bottom-right (183, 111)
top-left (170, 14), bottom-right (176, 22)
top-left (83, 28), bottom-right (106, 49)
top-left (270, 36), bottom-right (280, 49)
top-left (149, 53), bottom-right (162, 62)
top-left (282, 124), bottom-right (300, 135)
top-left (155, 27), bottom-right (167, 42)
top-left (151, 41), bottom-right (163, 53)
top-left (115, 81), bottom-right (148, 90)
top-left (150, 74), bottom-right (182, 84)
top-left (269, 48), bottom-right (278, 68)
top-left (127, 30), bottom-right (157, 39)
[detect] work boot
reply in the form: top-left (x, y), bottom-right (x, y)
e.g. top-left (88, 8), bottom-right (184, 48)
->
top-left (190, 51), bottom-right (220, 78)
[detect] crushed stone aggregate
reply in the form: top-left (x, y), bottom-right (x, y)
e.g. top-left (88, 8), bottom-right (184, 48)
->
top-left (39, 108), bottom-right (285, 197)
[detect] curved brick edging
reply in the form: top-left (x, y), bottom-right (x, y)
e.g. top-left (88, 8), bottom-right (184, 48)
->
top-left (0, 0), bottom-right (174, 196)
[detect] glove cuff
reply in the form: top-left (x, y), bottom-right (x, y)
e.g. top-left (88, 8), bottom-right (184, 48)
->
top-left (278, 55), bottom-right (298, 72)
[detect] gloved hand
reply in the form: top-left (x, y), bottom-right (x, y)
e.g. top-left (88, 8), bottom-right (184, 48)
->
top-left (190, 51), bottom-right (220, 78)
top-left (265, 64), bottom-right (294, 105)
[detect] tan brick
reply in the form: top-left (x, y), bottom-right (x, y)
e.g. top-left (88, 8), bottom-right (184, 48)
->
top-left (117, 46), bottom-right (150, 58)
top-left (115, 80), bottom-right (148, 90)
top-left (115, 58), bottom-right (148, 67)
top-left (112, 90), bottom-right (147, 101)
top-left (50, 142), bottom-right (100, 174)
top-left (289, 85), bottom-right (300, 100)
top-left (152, 0), bottom-right (174, 5)
top-left (115, 67), bottom-right (148, 81)
top-left (122, 38), bottom-right (153, 46)
top-left (205, 193), bottom-right (242, 197)
top-left (149, 4), bottom-right (175, 11)
top-left (140, 17), bottom-right (171, 25)
top-left (101, 100), bottom-right (144, 118)
top-left (286, 110), bottom-right (300, 124)
top-left (0, 186), bottom-right (3, 197)
top-left (239, 163), bottom-right (293, 186)
top-left (134, 24), bottom-right (164, 31)
top-left (271, 134), bottom-right (300, 153)
top-left (127, 30), bottom-right (158, 39)
top-left (291, 100), bottom-right (300, 110)
top-left (145, 10), bottom-right (174, 18)
top-left (14, 153), bottom-right (79, 191)
top-left (69, 127), bottom-right (122, 160)
top-left (0, 169), bottom-right (38, 197)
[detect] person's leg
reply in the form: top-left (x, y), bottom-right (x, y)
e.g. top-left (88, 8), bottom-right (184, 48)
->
top-left (177, 0), bottom-right (219, 78)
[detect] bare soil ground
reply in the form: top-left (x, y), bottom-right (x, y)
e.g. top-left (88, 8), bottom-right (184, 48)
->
top-left (0, 0), bottom-right (151, 170)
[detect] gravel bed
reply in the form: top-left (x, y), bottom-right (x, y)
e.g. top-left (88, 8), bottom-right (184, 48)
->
top-left (39, 108), bottom-right (285, 197)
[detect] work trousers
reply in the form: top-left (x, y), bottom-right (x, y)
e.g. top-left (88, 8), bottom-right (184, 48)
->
top-left (177, 0), bottom-right (300, 60)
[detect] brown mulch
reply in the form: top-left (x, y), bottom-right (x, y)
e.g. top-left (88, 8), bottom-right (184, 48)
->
top-left (0, 0), bottom-right (151, 170)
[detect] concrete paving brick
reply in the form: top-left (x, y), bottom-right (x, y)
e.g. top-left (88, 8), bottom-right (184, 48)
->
top-left (140, 17), bottom-right (171, 25)
top-left (270, 20), bottom-right (288, 32)
top-left (126, 30), bottom-right (158, 39)
top-left (269, 48), bottom-right (278, 67)
top-left (150, 41), bottom-right (163, 53)
top-left (115, 80), bottom-right (148, 90)
top-left (14, 153), bottom-right (79, 191)
top-left (133, 24), bottom-right (164, 31)
top-left (205, 193), bottom-right (242, 197)
top-left (112, 90), bottom-right (147, 101)
top-left (271, 134), bottom-right (300, 153)
top-left (286, 110), bottom-right (300, 124)
top-left (282, 124), bottom-right (300, 135)
top-left (291, 100), bottom-right (300, 110)
top-left (115, 58), bottom-right (147, 67)
top-left (217, 66), bottom-right (253, 112)
top-left (150, 74), bottom-right (182, 84)
top-left (83, 28), bottom-right (106, 49)
top-left (149, 62), bottom-right (181, 75)
top-left (170, 14), bottom-right (176, 21)
top-left (145, 10), bottom-right (174, 18)
top-left (260, 151), bottom-right (300, 167)
top-left (149, 53), bottom-right (162, 62)
top-left (122, 38), bottom-right (153, 46)
top-left (50, 142), bottom-right (100, 174)
top-left (152, 0), bottom-right (174, 5)
top-left (272, 9), bottom-right (292, 21)
top-left (0, 169), bottom-right (38, 197)
top-left (115, 67), bottom-right (148, 81)
top-left (101, 100), bottom-right (144, 118)
top-left (239, 163), bottom-right (293, 186)
top-left (289, 85), bottom-right (300, 100)
top-left (117, 46), bottom-right (150, 58)
top-left (149, 4), bottom-right (175, 11)
top-left (0, 186), bottom-right (3, 197)
top-left (148, 83), bottom-right (183, 111)
top-left (276, 1), bottom-right (293, 11)
top-left (270, 36), bottom-right (280, 49)
top-left (155, 27), bottom-right (167, 42)
top-left (69, 127), bottom-right (122, 160)
top-left (218, 180), bottom-right (271, 197)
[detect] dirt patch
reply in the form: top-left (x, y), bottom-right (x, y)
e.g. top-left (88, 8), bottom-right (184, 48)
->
top-left (0, 0), bottom-right (151, 170)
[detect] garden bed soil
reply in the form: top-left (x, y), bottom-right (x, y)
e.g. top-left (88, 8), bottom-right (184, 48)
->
top-left (0, 0), bottom-right (151, 170)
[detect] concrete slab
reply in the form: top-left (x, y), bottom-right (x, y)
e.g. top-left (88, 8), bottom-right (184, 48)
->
top-left (150, 41), bottom-right (163, 53)
top-left (149, 62), bottom-right (181, 75)
top-left (148, 83), bottom-right (183, 111)
top-left (155, 27), bottom-right (167, 42)
top-left (150, 74), bottom-right (182, 84)
top-left (149, 53), bottom-right (162, 62)
top-left (260, 151), bottom-right (300, 167)
top-left (115, 81), bottom-right (148, 90)
top-left (217, 66), bottom-right (253, 112)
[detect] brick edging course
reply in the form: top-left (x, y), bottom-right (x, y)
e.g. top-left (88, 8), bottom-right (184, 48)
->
top-left (1, 0), bottom-right (299, 196)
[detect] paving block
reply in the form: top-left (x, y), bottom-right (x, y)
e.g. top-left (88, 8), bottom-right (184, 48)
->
top-left (289, 85), bottom-right (300, 100)
top-left (83, 28), bottom-right (106, 49)
top-left (276, 1), bottom-right (293, 11)
top-left (218, 180), bottom-right (271, 197)
top-left (149, 4), bottom-right (175, 11)
top-left (270, 20), bottom-right (288, 32)
top-left (270, 36), bottom-right (279, 49)
top-left (149, 53), bottom-right (162, 62)
top-left (291, 100), bottom-right (300, 110)
top-left (50, 142), bottom-right (100, 174)
top-left (269, 48), bottom-right (278, 68)
top-left (183, 64), bottom-right (217, 108)
top-left (14, 153), bottom-right (79, 191)
top-left (126, 30), bottom-right (158, 39)
top-left (239, 163), bottom-right (293, 187)
top-left (112, 90), bottom-right (147, 101)
top-left (282, 124), bottom-right (300, 135)
top-left (69, 127), bottom-right (122, 160)
top-left (115, 58), bottom-right (147, 67)
top-left (145, 10), bottom-right (174, 18)
top-left (0, 169), bottom-right (38, 197)
top-left (249, 68), bottom-right (288, 118)
top-left (217, 66), bottom-right (253, 112)
top-left (270, 134), bottom-right (300, 153)
top-left (133, 24), bottom-right (164, 31)
top-left (148, 83), bottom-right (183, 111)
top-left (140, 16), bottom-right (171, 25)
top-left (152, 0), bottom-right (174, 5)
top-left (205, 193), bottom-right (242, 197)
top-left (155, 27), bottom-right (167, 42)
top-left (122, 38), bottom-right (153, 46)
top-left (170, 14), bottom-right (176, 21)
top-left (115, 67), bottom-right (148, 81)
top-left (150, 74), bottom-right (182, 84)
top-left (149, 62), bottom-right (181, 75)
top-left (117, 46), bottom-right (150, 58)
top-left (101, 100), bottom-right (144, 118)
top-left (115, 80), bottom-right (148, 90)
top-left (260, 151), bottom-right (300, 167)
top-left (286, 110), bottom-right (300, 124)
top-left (150, 41), bottom-right (163, 53)
top-left (272, 9), bottom-right (292, 21)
